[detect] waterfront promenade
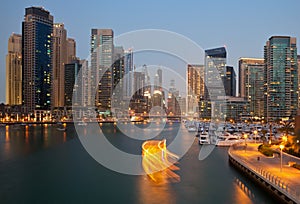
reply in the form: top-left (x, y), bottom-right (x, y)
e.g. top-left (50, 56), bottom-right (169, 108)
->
top-left (229, 143), bottom-right (300, 203)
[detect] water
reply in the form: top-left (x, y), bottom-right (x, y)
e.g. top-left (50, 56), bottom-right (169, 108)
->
top-left (0, 123), bottom-right (276, 203)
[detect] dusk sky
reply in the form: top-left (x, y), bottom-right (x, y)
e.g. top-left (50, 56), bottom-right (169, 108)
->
top-left (1, 0), bottom-right (300, 103)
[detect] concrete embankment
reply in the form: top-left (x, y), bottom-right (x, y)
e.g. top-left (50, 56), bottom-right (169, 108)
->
top-left (228, 143), bottom-right (300, 204)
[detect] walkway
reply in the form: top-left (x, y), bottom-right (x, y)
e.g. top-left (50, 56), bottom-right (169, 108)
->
top-left (229, 143), bottom-right (300, 203)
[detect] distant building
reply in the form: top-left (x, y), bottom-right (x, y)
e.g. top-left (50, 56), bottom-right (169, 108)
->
top-left (6, 33), bottom-right (22, 105)
top-left (22, 7), bottom-right (53, 111)
top-left (238, 58), bottom-right (264, 117)
top-left (225, 66), bottom-right (236, 97)
top-left (219, 97), bottom-right (249, 121)
top-left (167, 79), bottom-right (180, 116)
top-left (64, 61), bottom-right (81, 106)
top-left (187, 64), bottom-right (205, 114)
top-left (123, 49), bottom-right (134, 100)
top-left (204, 47), bottom-right (227, 119)
top-left (90, 29), bottom-right (114, 112)
top-left (264, 36), bottom-right (298, 121)
top-left (112, 46), bottom-right (124, 110)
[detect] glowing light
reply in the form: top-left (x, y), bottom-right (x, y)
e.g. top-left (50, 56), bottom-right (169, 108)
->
top-left (142, 140), bottom-right (180, 183)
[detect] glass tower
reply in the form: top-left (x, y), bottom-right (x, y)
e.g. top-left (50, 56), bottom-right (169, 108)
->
top-left (22, 7), bottom-right (53, 111)
top-left (239, 58), bottom-right (264, 117)
top-left (264, 36), bottom-right (298, 120)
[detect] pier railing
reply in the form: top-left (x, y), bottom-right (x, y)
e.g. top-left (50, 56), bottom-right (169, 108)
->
top-left (229, 144), bottom-right (300, 202)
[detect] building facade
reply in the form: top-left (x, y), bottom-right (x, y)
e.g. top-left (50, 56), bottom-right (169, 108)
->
top-left (90, 29), bottom-right (114, 112)
top-left (64, 60), bottom-right (81, 106)
top-left (264, 36), bottom-right (298, 121)
top-left (6, 33), bottom-right (22, 105)
top-left (22, 7), bottom-right (53, 111)
top-left (238, 58), bottom-right (264, 117)
top-left (187, 64), bottom-right (205, 114)
top-left (225, 66), bottom-right (236, 97)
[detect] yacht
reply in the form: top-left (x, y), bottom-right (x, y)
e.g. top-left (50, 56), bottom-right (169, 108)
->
top-left (216, 133), bottom-right (242, 147)
top-left (77, 121), bottom-right (88, 126)
top-left (57, 127), bottom-right (66, 131)
top-left (187, 124), bottom-right (197, 132)
top-left (198, 132), bottom-right (210, 145)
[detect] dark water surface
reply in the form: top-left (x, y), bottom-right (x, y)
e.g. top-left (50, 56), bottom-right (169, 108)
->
top-left (0, 123), bottom-right (276, 203)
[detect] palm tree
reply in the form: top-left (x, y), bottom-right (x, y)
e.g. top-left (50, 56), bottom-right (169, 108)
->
top-left (278, 120), bottom-right (294, 137)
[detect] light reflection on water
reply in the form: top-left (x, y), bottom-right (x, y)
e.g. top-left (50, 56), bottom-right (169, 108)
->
top-left (0, 123), bottom-right (277, 203)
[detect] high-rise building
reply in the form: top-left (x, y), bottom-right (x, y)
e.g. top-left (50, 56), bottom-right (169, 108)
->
top-left (90, 29), bottom-right (114, 112)
top-left (22, 7), bottom-right (53, 111)
top-left (6, 33), bottom-right (22, 105)
top-left (123, 49), bottom-right (134, 100)
top-left (52, 23), bottom-right (67, 107)
top-left (52, 24), bottom-right (77, 107)
top-left (203, 47), bottom-right (227, 119)
top-left (112, 46), bottom-right (124, 109)
top-left (225, 66), bottom-right (236, 97)
top-left (187, 64), bottom-right (205, 114)
top-left (239, 58), bottom-right (264, 117)
top-left (298, 55), bottom-right (300, 108)
top-left (64, 60), bottom-right (81, 106)
top-left (204, 47), bottom-right (227, 100)
top-left (67, 38), bottom-right (76, 63)
top-left (167, 79), bottom-right (180, 116)
top-left (264, 36), bottom-right (298, 120)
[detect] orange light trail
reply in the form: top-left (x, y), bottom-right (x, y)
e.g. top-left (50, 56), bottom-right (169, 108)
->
top-left (142, 139), bottom-right (180, 183)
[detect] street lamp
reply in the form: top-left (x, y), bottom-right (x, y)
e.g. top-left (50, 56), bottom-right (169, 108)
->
top-left (282, 135), bottom-right (287, 143)
top-left (280, 144), bottom-right (284, 172)
top-left (253, 130), bottom-right (258, 144)
top-left (244, 134), bottom-right (248, 152)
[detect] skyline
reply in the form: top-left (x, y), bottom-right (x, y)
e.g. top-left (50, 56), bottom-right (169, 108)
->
top-left (1, 0), bottom-right (300, 103)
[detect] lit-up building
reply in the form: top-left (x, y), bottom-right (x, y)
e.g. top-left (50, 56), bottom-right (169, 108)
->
top-left (239, 58), bottom-right (264, 117)
top-left (52, 23), bottom-right (77, 108)
top-left (187, 64), bottom-right (205, 114)
top-left (90, 29), bottom-right (114, 112)
top-left (112, 46), bottom-right (124, 109)
top-left (22, 7), bottom-right (53, 111)
top-left (203, 47), bottom-right (227, 119)
top-left (167, 79), bottom-right (180, 116)
top-left (220, 97), bottom-right (249, 121)
top-left (264, 36), bottom-right (298, 120)
top-left (6, 33), bottom-right (22, 105)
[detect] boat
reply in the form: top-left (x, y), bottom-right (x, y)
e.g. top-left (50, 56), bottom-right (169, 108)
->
top-left (57, 127), bottom-right (66, 131)
top-left (77, 121), bottom-right (87, 126)
top-left (216, 133), bottom-right (242, 147)
top-left (187, 125), bottom-right (197, 132)
top-left (198, 132), bottom-right (210, 145)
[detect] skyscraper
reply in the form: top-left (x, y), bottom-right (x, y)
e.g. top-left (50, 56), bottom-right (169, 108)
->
top-left (187, 64), bottom-right (205, 114)
top-left (22, 7), bottom-right (53, 111)
top-left (112, 46), bottom-right (124, 109)
top-left (52, 23), bottom-right (67, 107)
top-left (225, 66), bottom-right (236, 97)
top-left (264, 36), bottom-right (298, 120)
top-left (6, 33), bottom-right (22, 105)
top-left (64, 60), bottom-right (81, 106)
top-left (239, 58), bottom-right (264, 117)
top-left (52, 24), bottom-right (77, 107)
top-left (204, 47), bottom-right (227, 100)
top-left (123, 49), bottom-right (133, 100)
top-left (204, 47), bottom-right (227, 119)
top-left (67, 38), bottom-right (76, 63)
top-left (90, 29), bottom-right (114, 112)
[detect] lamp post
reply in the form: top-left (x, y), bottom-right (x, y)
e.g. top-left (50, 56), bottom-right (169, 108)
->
top-left (280, 144), bottom-right (284, 172)
top-left (244, 134), bottom-right (248, 152)
top-left (253, 130), bottom-right (258, 144)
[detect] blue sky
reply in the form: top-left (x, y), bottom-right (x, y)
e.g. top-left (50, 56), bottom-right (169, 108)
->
top-left (1, 0), bottom-right (300, 102)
